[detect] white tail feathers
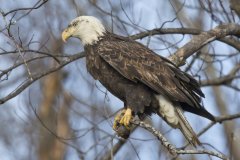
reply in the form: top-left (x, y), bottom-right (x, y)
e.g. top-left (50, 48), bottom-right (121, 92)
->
top-left (155, 94), bottom-right (200, 146)
top-left (175, 107), bottom-right (200, 146)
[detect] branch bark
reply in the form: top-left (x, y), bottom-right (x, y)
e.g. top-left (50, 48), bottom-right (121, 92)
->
top-left (169, 24), bottom-right (240, 66)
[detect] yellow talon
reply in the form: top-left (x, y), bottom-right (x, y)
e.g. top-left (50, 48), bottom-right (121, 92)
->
top-left (113, 108), bottom-right (133, 130)
top-left (119, 108), bottom-right (132, 128)
top-left (113, 109), bottom-right (126, 131)
top-left (112, 108), bottom-right (133, 139)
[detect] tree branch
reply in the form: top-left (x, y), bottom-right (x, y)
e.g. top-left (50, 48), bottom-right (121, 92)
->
top-left (1, 0), bottom-right (48, 17)
top-left (169, 24), bottom-right (240, 66)
top-left (181, 113), bottom-right (240, 149)
top-left (200, 63), bottom-right (240, 86)
top-left (130, 27), bottom-right (240, 52)
top-left (0, 52), bottom-right (85, 104)
top-left (132, 120), bottom-right (229, 160)
top-left (101, 139), bottom-right (126, 160)
top-left (130, 28), bottom-right (201, 40)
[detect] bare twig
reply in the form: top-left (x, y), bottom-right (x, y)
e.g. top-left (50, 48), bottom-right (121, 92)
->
top-left (0, 49), bottom-right (61, 63)
top-left (0, 52), bottom-right (85, 104)
top-left (181, 113), bottom-right (240, 149)
top-left (200, 64), bottom-right (240, 86)
top-left (2, 0), bottom-right (48, 17)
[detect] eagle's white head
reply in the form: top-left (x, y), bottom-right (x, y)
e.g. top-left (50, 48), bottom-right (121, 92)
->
top-left (62, 16), bottom-right (106, 45)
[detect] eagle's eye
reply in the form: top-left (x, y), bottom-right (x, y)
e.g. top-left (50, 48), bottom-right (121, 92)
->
top-left (72, 21), bottom-right (78, 27)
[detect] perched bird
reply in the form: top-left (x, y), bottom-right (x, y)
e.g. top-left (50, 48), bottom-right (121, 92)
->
top-left (62, 16), bottom-right (215, 146)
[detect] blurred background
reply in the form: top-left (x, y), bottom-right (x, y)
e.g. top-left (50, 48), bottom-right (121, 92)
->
top-left (0, 0), bottom-right (239, 160)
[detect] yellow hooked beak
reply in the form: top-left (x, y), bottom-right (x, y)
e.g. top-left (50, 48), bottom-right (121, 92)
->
top-left (61, 28), bottom-right (72, 43)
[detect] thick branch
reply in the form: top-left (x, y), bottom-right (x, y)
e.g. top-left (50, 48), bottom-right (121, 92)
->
top-left (169, 24), bottom-right (240, 66)
top-left (130, 27), bottom-right (240, 53)
top-left (130, 28), bottom-right (201, 40)
top-left (101, 139), bottom-right (126, 160)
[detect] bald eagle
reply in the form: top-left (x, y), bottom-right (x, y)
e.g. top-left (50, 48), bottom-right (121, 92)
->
top-left (62, 16), bottom-right (215, 146)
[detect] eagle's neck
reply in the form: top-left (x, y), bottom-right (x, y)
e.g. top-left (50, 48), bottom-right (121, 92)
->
top-left (82, 31), bottom-right (106, 46)
top-left (80, 24), bottom-right (106, 45)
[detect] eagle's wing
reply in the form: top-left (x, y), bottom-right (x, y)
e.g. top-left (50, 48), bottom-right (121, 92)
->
top-left (97, 38), bottom-right (204, 108)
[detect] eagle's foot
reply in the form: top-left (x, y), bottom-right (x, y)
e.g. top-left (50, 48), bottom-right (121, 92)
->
top-left (113, 109), bottom-right (126, 131)
top-left (113, 108), bottom-right (133, 139)
top-left (119, 108), bottom-right (132, 129)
